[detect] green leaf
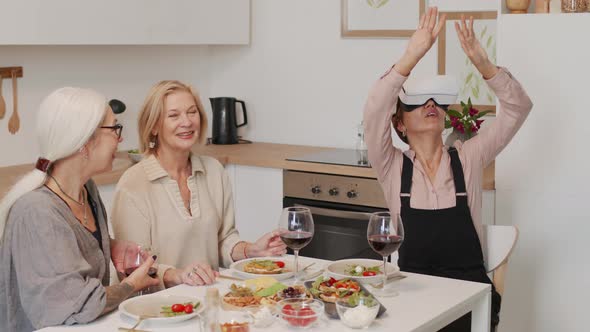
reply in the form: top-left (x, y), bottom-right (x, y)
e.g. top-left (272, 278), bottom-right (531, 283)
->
top-left (445, 119), bottom-right (452, 129)
top-left (447, 109), bottom-right (463, 118)
top-left (460, 101), bottom-right (466, 108)
top-left (471, 87), bottom-right (479, 99)
top-left (467, 97), bottom-right (473, 108)
top-left (465, 72), bottom-right (474, 85)
top-left (475, 110), bottom-right (493, 118)
top-left (480, 26), bottom-right (488, 39)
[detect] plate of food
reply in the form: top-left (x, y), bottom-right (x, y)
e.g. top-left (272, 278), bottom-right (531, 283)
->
top-left (229, 257), bottom-right (294, 280)
top-left (304, 276), bottom-right (386, 319)
top-left (221, 277), bottom-right (314, 310)
top-left (119, 294), bottom-right (203, 324)
top-left (326, 258), bottom-right (400, 284)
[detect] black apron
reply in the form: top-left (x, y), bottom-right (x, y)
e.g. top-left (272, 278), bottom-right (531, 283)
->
top-left (398, 147), bottom-right (501, 332)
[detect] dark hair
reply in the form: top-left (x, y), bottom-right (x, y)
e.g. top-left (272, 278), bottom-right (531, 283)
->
top-left (392, 99), bottom-right (408, 144)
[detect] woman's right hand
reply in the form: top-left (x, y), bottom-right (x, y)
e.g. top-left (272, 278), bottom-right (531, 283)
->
top-left (123, 255), bottom-right (160, 293)
top-left (396, 7), bottom-right (446, 76)
top-left (165, 262), bottom-right (219, 287)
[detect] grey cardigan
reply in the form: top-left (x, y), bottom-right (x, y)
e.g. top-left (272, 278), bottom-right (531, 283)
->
top-left (0, 180), bottom-right (111, 332)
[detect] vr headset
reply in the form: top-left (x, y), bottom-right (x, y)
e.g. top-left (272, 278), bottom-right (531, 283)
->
top-left (398, 75), bottom-right (459, 112)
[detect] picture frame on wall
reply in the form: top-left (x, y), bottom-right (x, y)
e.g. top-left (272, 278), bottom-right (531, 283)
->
top-left (341, 0), bottom-right (426, 38)
top-left (438, 11), bottom-right (498, 113)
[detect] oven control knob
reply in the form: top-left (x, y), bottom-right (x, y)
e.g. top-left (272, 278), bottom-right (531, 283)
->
top-left (329, 188), bottom-right (339, 196)
top-left (347, 190), bottom-right (358, 199)
top-left (311, 186), bottom-right (322, 194)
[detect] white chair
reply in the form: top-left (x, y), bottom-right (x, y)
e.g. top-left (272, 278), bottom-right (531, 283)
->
top-left (483, 225), bottom-right (519, 296)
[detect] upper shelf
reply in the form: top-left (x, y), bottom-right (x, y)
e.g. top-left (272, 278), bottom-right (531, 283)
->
top-left (0, 0), bottom-right (250, 45)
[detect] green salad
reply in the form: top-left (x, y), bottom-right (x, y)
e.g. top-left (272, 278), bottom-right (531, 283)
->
top-left (344, 264), bottom-right (381, 276)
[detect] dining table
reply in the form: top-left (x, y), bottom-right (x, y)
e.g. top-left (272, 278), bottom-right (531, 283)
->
top-left (36, 256), bottom-right (491, 332)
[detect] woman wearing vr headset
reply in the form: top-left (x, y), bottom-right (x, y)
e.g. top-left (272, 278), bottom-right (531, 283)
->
top-left (363, 7), bottom-right (532, 332)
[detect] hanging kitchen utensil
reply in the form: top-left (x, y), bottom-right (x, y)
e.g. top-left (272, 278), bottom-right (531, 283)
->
top-left (0, 76), bottom-right (5, 119)
top-left (8, 70), bottom-right (20, 134)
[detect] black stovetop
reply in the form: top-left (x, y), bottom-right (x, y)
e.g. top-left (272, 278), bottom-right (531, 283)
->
top-left (286, 148), bottom-right (371, 168)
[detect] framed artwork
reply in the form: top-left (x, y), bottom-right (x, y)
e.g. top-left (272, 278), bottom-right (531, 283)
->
top-left (341, 0), bottom-right (427, 38)
top-left (437, 11), bottom-right (498, 114)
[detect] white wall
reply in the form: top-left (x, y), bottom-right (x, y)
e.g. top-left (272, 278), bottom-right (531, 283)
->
top-left (0, 45), bottom-right (210, 167)
top-left (206, 0), bottom-right (437, 149)
top-left (496, 14), bottom-right (590, 332)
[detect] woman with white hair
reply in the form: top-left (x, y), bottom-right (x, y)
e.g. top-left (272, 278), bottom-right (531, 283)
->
top-left (363, 7), bottom-right (532, 331)
top-left (0, 88), bottom-right (159, 332)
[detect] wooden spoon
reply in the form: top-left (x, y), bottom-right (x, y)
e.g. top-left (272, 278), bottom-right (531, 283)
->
top-left (7, 71), bottom-right (19, 134)
top-left (0, 76), bottom-right (5, 119)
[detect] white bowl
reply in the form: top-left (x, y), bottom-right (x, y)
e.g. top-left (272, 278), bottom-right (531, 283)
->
top-left (336, 296), bottom-right (379, 329)
top-left (127, 150), bottom-right (144, 163)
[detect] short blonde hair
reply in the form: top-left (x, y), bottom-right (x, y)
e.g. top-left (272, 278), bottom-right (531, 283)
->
top-left (138, 80), bottom-right (208, 154)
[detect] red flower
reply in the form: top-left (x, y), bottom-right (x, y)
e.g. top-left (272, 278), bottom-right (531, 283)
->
top-left (469, 108), bottom-right (479, 116)
top-left (456, 123), bottom-right (465, 134)
top-left (472, 126), bottom-right (479, 133)
top-left (475, 119), bottom-right (484, 128)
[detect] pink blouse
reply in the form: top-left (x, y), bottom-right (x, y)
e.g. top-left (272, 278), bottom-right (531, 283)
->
top-left (363, 66), bottom-right (533, 244)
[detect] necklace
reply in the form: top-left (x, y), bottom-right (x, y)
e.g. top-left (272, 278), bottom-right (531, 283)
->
top-left (48, 174), bottom-right (88, 226)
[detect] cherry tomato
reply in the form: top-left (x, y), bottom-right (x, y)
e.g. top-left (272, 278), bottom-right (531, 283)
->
top-left (363, 271), bottom-right (377, 276)
top-left (326, 277), bottom-right (337, 286)
top-left (171, 303), bottom-right (185, 313)
top-left (297, 308), bottom-right (316, 326)
top-left (184, 304), bottom-right (194, 314)
top-left (275, 261), bottom-right (285, 268)
top-left (282, 304), bottom-right (296, 315)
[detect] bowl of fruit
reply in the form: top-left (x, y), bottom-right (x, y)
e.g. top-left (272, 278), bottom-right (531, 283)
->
top-left (278, 298), bottom-right (324, 329)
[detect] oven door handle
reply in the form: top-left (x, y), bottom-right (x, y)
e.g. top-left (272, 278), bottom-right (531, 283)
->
top-left (294, 204), bottom-right (374, 221)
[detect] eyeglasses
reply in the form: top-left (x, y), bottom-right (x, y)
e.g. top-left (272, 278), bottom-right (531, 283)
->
top-left (100, 124), bottom-right (123, 139)
top-left (399, 98), bottom-right (449, 112)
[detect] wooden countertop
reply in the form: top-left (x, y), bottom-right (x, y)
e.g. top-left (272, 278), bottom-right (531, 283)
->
top-left (0, 142), bottom-right (495, 198)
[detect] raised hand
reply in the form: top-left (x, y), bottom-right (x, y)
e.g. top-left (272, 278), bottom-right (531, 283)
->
top-left (397, 7), bottom-right (446, 76)
top-left (454, 15), bottom-right (498, 79)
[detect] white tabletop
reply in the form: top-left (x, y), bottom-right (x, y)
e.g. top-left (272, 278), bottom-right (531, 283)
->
top-left (37, 257), bottom-right (491, 332)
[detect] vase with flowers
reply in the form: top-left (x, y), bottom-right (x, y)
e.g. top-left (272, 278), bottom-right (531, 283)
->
top-left (444, 98), bottom-right (492, 145)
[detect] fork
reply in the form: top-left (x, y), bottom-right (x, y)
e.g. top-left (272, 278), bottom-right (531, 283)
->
top-left (118, 314), bottom-right (153, 332)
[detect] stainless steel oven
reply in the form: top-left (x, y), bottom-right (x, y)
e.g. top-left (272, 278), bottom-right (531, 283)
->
top-left (283, 170), bottom-right (388, 261)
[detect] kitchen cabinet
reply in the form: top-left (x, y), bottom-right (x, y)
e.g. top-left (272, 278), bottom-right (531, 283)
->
top-left (225, 165), bottom-right (283, 242)
top-left (495, 13), bottom-right (590, 332)
top-left (0, 0), bottom-right (250, 45)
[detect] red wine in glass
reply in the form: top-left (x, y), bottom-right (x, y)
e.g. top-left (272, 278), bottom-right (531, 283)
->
top-left (367, 212), bottom-right (404, 297)
top-left (279, 207), bottom-right (314, 282)
top-left (280, 231), bottom-right (313, 250)
top-left (368, 234), bottom-right (403, 256)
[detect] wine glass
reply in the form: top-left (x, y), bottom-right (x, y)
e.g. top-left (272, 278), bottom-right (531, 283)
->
top-left (278, 207), bottom-right (314, 282)
top-left (367, 212), bottom-right (404, 297)
top-left (123, 244), bottom-right (158, 295)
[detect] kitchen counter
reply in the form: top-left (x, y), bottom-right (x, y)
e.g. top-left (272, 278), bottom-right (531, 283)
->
top-left (0, 142), bottom-right (495, 198)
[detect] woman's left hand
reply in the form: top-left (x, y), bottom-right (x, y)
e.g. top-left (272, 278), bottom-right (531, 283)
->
top-left (454, 15), bottom-right (498, 79)
top-left (248, 231), bottom-right (288, 257)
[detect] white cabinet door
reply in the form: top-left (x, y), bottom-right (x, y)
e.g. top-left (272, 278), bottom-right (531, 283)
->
top-left (227, 165), bottom-right (283, 242)
top-left (0, 0), bottom-right (249, 45)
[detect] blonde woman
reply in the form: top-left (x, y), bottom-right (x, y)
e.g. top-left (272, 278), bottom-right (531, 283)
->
top-left (111, 81), bottom-right (286, 287)
top-left (0, 88), bottom-right (158, 332)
